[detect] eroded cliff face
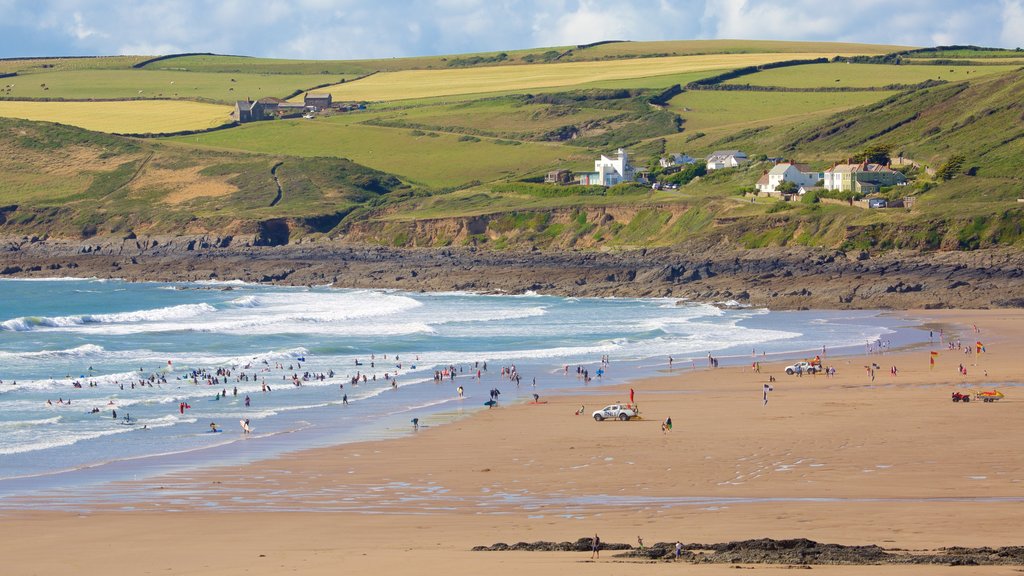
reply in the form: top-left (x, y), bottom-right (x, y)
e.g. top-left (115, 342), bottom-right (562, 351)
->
top-left (3, 234), bottom-right (1023, 310)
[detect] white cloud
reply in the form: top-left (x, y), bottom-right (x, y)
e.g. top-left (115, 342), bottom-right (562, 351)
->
top-left (532, 0), bottom-right (647, 47)
top-left (118, 42), bottom-right (182, 56)
top-left (1002, 0), bottom-right (1024, 48)
top-left (2, 0), bottom-right (1023, 59)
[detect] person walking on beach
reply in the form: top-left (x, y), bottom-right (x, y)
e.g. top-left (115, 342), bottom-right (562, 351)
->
top-left (591, 533), bottom-right (601, 559)
top-left (662, 417), bottom-right (672, 433)
top-left (675, 541), bottom-right (683, 560)
top-left (763, 383), bottom-right (773, 406)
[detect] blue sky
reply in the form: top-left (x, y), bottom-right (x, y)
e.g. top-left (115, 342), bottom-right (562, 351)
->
top-left (1, 0), bottom-right (1023, 59)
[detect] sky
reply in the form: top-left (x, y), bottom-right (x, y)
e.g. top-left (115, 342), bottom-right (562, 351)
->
top-left (1, 0), bottom-right (1023, 60)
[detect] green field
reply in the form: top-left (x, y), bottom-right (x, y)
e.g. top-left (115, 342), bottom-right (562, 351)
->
top-left (0, 69), bottom-right (350, 103)
top-left (564, 39), bottom-right (908, 60)
top-left (724, 62), bottom-right (1022, 88)
top-left (306, 52), bottom-right (851, 102)
top-left (902, 48), bottom-right (1024, 59)
top-left (664, 90), bottom-right (895, 148)
top-left (0, 55), bottom-right (148, 74)
top-left (0, 100), bottom-right (232, 133)
top-left (143, 47), bottom-right (567, 75)
top-left (169, 119), bottom-right (588, 188)
top-left (369, 99), bottom-right (622, 137)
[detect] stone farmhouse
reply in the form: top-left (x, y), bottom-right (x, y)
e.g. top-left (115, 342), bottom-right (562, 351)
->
top-left (232, 93), bottom-right (345, 123)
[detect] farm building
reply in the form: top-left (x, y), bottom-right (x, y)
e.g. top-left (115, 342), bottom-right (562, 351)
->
top-left (545, 169), bottom-right (573, 185)
top-left (304, 93), bottom-right (333, 109)
top-left (755, 162), bottom-right (822, 194)
top-left (706, 150), bottom-right (748, 171)
top-left (232, 99), bottom-right (270, 123)
top-left (823, 162), bottom-right (906, 194)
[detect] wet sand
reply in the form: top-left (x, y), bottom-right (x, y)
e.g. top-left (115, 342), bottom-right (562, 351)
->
top-left (3, 309), bottom-right (1023, 574)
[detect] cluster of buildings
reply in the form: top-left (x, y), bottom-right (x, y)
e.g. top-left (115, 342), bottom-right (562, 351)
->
top-left (755, 161), bottom-right (907, 196)
top-left (539, 148), bottom-right (909, 207)
top-left (232, 93), bottom-right (364, 123)
top-left (551, 149), bottom-right (750, 187)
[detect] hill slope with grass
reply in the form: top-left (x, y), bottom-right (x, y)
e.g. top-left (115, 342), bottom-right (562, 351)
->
top-left (1, 42), bottom-right (1023, 302)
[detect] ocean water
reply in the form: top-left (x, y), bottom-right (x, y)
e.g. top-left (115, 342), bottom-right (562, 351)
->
top-left (0, 278), bottom-right (922, 495)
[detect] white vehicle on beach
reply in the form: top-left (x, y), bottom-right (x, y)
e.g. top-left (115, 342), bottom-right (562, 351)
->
top-left (785, 361), bottom-right (820, 375)
top-left (593, 404), bottom-right (637, 421)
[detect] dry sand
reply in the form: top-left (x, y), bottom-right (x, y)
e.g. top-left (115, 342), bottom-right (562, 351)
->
top-left (3, 309), bottom-right (1023, 575)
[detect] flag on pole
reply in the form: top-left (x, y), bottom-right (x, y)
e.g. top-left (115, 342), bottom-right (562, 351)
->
top-left (930, 351), bottom-right (939, 356)
top-left (629, 388), bottom-right (635, 405)
top-left (976, 341), bottom-right (984, 353)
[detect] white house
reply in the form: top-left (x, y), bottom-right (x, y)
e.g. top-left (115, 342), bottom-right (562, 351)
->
top-left (588, 148), bottom-right (634, 186)
top-left (756, 162), bottom-right (822, 194)
top-left (706, 150), bottom-right (748, 171)
top-left (659, 153), bottom-right (697, 168)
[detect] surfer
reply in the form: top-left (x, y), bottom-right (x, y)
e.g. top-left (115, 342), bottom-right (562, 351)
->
top-left (533, 393), bottom-right (540, 403)
top-left (210, 422), bottom-right (220, 432)
top-left (342, 394), bottom-right (348, 405)
top-left (411, 417), bottom-right (419, 431)
top-left (457, 386), bottom-right (464, 398)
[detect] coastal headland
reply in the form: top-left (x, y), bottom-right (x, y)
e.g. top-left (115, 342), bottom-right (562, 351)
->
top-left (2, 309), bottom-right (1023, 574)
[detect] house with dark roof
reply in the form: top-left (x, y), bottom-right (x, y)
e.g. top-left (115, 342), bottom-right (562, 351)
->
top-left (823, 162), bottom-right (906, 193)
top-left (232, 99), bottom-right (269, 123)
top-left (706, 150), bottom-right (748, 171)
top-left (304, 93), bottom-right (333, 109)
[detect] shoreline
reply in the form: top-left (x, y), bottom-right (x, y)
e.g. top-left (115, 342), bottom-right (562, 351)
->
top-left (0, 282), bottom-right (927, 493)
top-left (2, 306), bottom-right (1023, 574)
top-left (4, 236), bottom-right (1024, 309)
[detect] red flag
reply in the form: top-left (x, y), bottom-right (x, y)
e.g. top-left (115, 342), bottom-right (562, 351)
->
top-left (629, 388), bottom-right (635, 404)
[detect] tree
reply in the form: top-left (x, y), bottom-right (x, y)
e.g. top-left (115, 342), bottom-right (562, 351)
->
top-left (936, 154), bottom-right (966, 181)
top-left (855, 143), bottom-right (892, 165)
top-left (776, 180), bottom-right (798, 194)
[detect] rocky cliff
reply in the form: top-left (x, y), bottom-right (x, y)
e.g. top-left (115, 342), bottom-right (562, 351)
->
top-left (3, 235), bottom-right (1023, 309)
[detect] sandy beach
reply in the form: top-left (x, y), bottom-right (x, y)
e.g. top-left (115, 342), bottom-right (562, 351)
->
top-left (3, 309), bottom-right (1023, 575)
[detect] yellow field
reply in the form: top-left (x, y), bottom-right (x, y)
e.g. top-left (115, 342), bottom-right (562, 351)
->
top-left (301, 52), bottom-right (866, 102)
top-left (0, 100), bottom-right (233, 134)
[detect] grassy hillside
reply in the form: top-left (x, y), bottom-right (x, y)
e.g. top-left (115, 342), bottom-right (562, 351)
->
top-left (0, 117), bottom-right (409, 239)
top-left (301, 52), bottom-right (864, 102)
top-left (168, 118), bottom-right (586, 188)
top-left (2, 41), bottom-right (1023, 257)
top-left (0, 55), bottom-right (148, 74)
top-left (143, 40), bottom-right (902, 75)
top-left (0, 69), bottom-right (351, 103)
top-left (723, 62), bottom-right (1020, 88)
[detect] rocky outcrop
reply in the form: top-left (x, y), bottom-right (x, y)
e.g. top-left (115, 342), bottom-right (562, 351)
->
top-left (2, 235), bottom-right (1024, 310)
top-left (474, 537), bottom-right (1024, 565)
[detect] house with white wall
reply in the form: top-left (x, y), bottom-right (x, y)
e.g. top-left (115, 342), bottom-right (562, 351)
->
top-left (823, 162), bottom-right (906, 193)
top-left (659, 153), bottom-right (697, 168)
top-left (706, 150), bottom-right (748, 171)
top-left (755, 162), bottom-right (822, 194)
top-left (582, 148), bottom-right (634, 186)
